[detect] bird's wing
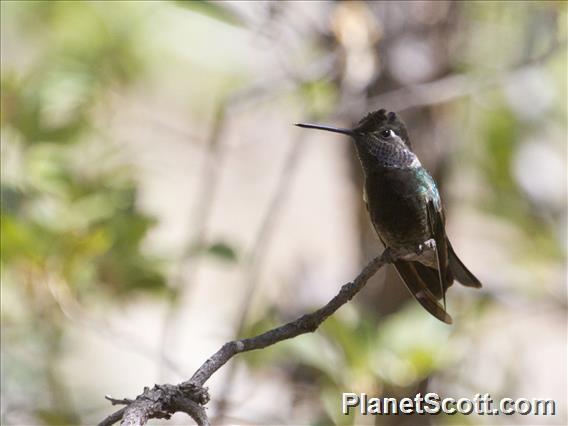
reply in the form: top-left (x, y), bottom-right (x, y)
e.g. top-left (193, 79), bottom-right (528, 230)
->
top-left (364, 185), bottom-right (452, 324)
top-left (393, 260), bottom-right (453, 324)
top-left (375, 232), bottom-right (452, 324)
top-left (426, 198), bottom-right (450, 310)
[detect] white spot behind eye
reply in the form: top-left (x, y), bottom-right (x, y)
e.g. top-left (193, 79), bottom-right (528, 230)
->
top-left (380, 129), bottom-right (396, 138)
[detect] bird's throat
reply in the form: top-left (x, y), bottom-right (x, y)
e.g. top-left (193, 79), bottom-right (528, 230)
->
top-left (360, 141), bottom-right (421, 170)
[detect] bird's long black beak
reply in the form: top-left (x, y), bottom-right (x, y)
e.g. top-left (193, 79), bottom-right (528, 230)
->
top-left (295, 123), bottom-right (354, 136)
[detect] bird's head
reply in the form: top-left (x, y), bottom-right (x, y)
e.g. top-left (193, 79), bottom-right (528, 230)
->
top-left (353, 109), bottom-right (411, 150)
top-left (296, 109), bottom-right (415, 169)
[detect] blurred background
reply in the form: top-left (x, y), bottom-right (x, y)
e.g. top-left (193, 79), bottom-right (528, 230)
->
top-left (1, 1), bottom-right (566, 425)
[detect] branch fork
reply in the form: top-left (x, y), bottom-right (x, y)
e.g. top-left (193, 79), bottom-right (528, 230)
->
top-left (99, 248), bottom-right (401, 426)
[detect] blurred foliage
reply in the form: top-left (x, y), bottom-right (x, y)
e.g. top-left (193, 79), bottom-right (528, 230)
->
top-left (459, 1), bottom-right (567, 262)
top-left (1, 1), bottom-right (166, 423)
top-left (477, 100), bottom-right (564, 261)
top-left (1, 1), bottom-right (166, 298)
top-left (173, 0), bottom-right (245, 27)
top-left (1, 2), bottom-right (250, 422)
top-left (241, 304), bottom-right (458, 424)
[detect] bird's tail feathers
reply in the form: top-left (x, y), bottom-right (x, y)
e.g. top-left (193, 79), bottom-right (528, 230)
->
top-left (394, 260), bottom-right (453, 324)
top-left (447, 240), bottom-right (482, 288)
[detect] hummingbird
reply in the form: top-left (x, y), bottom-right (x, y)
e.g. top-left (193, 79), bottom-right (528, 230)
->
top-left (296, 109), bottom-right (481, 324)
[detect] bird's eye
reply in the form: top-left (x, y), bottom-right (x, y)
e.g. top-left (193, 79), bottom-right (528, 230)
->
top-left (380, 129), bottom-right (394, 138)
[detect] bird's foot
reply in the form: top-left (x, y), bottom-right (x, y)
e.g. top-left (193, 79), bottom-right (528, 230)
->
top-left (417, 239), bottom-right (436, 254)
top-left (382, 240), bottom-right (437, 264)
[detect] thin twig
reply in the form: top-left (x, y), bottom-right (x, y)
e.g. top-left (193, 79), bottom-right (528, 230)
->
top-left (338, 38), bottom-right (566, 117)
top-left (156, 64), bottom-right (339, 378)
top-left (188, 251), bottom-right (392, 386)
top-left (157, 103), bottom-right (227, 379)
top-left (99, 248), bottom-right (399, 426)
top-left (105, 396), bottom-right (134, 406)
top-left (44, 272), bottom-right (184, 376)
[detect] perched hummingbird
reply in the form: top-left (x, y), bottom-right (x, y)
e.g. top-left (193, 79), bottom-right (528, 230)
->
top-left (296, 109), bottom-right (481, 324)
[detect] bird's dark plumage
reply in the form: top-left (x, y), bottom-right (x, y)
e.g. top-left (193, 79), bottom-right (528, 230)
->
top-left (296, 109), bottom-right (481, 324)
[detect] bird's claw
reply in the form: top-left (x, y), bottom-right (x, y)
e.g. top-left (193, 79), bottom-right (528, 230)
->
top-left (417, 239), bottom-right (436, 254)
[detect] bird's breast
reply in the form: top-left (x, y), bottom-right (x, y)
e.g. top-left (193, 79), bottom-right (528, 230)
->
top-left (364, 167), bottom-right (432, 250)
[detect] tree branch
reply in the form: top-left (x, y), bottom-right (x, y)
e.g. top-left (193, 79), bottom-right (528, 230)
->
top-left (336, 37), bottom-right (566, 118)
top-left (99, 248), bottom-right (400, 426)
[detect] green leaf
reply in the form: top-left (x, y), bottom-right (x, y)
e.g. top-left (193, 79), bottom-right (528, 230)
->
top-left (201, 241), bottom-right (238, 262)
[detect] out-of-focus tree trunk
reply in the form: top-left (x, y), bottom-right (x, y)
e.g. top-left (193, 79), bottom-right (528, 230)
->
top-left (326, 2), bottom-right (464, 424)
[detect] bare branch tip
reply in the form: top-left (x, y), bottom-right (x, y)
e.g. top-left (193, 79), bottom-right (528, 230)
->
top-left (105, 395), bottom-right (134, 406)
top-left (99, 251), bottom-right (392, 426)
